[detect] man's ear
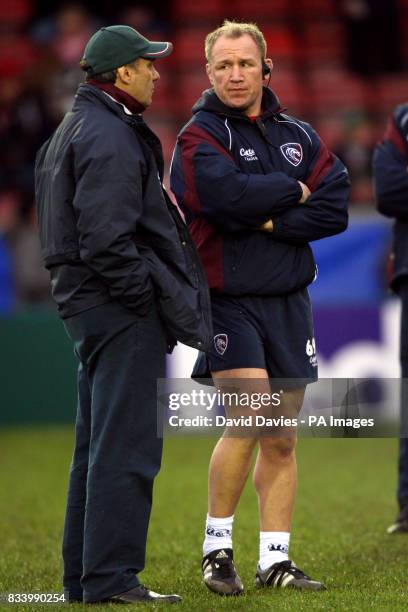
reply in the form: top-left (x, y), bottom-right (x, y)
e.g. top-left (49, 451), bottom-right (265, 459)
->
top-left (206, 63), bottom-right (214, 86)
top-left (265, 58), bottom-right (273, 74)
top-left (116, 65), bottom-right (132, 84)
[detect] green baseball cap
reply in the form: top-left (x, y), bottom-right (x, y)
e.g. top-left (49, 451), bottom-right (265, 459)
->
top-left (80, 25), bottom-right (173, 76)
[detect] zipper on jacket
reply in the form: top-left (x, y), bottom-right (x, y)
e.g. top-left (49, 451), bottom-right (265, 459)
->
top-left (255, 117), bottom-right (273, 145)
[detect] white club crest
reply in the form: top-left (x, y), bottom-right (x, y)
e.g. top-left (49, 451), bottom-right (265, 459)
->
top-left (280, 142), bottom-right (303, 166)
top-left (214, 334), bottom-right (228, 355)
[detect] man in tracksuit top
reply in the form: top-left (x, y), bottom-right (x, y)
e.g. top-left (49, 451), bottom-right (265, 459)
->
top-left (171, 20), bottom-right (349, 595)
top-left (35, 26), bottom-right (212, 604)
top-left (373, 104), bottom-right (408, 535)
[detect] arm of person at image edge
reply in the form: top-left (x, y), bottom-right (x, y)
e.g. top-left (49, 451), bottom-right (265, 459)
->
top-left (170, 121), bottom-right (349, 243)
top-left (72, 124), bottom-right (154, 314)
top-left (373, 104), bottom-right (408, 221)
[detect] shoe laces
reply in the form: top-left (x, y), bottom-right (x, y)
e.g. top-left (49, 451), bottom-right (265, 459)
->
top-left (213, 556), bottom-right (235, 579)
top-left (277, 560), bottom-right (310, 580)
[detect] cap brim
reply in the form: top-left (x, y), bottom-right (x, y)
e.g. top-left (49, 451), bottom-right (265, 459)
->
top-left (141, 41), bottom-right (173, 58)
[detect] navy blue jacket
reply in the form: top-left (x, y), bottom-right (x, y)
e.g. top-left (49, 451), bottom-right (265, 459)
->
top-left (35, 84), bottom-right (212, 350)
top-left (373, 103), bottom-right (408, 291)
top-left (170, 88), bottom-right (349, 296)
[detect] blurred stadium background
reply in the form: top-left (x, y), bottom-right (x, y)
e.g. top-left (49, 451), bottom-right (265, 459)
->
top-left (1, 0), bottom-right (407, 423)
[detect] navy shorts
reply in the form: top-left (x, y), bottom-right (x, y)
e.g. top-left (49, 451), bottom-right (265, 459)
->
top-left (192, 289), bottom-right (318, 385)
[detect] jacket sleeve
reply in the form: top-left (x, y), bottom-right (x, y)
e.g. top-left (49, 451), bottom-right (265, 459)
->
top-left (71, 127), bottom-right (154, 313)
top-left (170, 123), bottom-right (302, 232)
top-left (373, 108), bottom-right (408, 221)
top-left (271, 127), bottom-right (349, 244)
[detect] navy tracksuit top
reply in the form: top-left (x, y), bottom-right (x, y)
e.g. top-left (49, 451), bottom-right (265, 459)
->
top-left (170, 87), bottom-right (350, 296)
top-left (373, 103), bottom-right (408, 292)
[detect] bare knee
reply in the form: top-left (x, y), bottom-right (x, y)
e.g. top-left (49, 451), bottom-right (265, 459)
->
top-left (259, 436), bottom-right (297, 462)
top-left (217, 435), bottom-right (257, 459)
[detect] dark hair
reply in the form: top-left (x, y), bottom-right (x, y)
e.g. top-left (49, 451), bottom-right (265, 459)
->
top-left (80, 58), bottom-right (139, 83)
top-left (85, 70), bottom-right (117, 83)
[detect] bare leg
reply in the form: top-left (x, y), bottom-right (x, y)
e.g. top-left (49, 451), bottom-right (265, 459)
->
top-left (252, 387), bottom-right (305, 531)
top-left (208, 368), bottom-right (269, 517)
top-left (208, 436), bottom-right (256, 516)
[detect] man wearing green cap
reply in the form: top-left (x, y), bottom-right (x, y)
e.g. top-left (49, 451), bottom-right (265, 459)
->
top-left (35, 25), bottom-right (211, 604)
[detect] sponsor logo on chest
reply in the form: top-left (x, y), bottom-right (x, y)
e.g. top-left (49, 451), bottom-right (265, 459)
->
top-left (239, 147), bottom-right (258, 162)
top-left (280, 142), bottom-right (303, 166)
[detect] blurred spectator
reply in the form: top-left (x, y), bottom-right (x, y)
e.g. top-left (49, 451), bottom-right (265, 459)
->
top-left (52, 4), bottom-right (93, 68)
top-left (117, 4), bottom-right (170, 38)
top-left (0, 70), bottom-right (56, 202)
top-left (336, 115), bottom-right (376, 204)
top-left (9, 206), bottom-right (51, 305)
top-left (32, 4), bottom-right (97, 119)
top-left (340, 0), bottom-right (402, 75)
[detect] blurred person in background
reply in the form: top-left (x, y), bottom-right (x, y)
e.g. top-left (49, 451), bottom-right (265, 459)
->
top-left (340, 0), bottom-right (401, 75)
top-left (373, 104), bottom-right (408, 534)
top-left (336, 116), bottom-right (375, 205)
top-left (9, 206), bottom-right (51, 305)
top-left (48, 4), bottom-right (94, 117)
top-left (35, 24), bottom-right (211, 604)
top-left (171, 19), bottom-right (349, 597)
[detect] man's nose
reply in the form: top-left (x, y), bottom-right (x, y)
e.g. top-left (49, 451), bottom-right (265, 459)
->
top-left (153, 66), bottom-right (160, 81)
top-left (230, 65), bottom-right (243, 81)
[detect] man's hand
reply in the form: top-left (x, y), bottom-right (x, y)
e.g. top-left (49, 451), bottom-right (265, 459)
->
top-left (258, 181), bottom-right (311, 232)
top-left (259, 219), bottom-right (273, 232)
top-left (298, 181), bottom-right (311, 203)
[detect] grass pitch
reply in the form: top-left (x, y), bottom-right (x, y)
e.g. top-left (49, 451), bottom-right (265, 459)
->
top-left (0, 428), bottom-right (407, 611)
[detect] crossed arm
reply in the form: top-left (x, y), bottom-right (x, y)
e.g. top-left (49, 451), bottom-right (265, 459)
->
top-left (171, 124), bottom-right (349, 243)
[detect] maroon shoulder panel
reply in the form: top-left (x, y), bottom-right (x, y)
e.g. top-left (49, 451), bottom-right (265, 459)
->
top-left (306, 138), bottom-right (334, 191)
top-left (384, 116), bottom-right (408, 158)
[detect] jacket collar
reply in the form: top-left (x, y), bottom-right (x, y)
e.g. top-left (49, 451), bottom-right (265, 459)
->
top-left (86, 80), bottom-right (146, 115)
top-left (73, 83), bottom-right (145, 126)
top-left (192, 86), bottom-right (283, 120)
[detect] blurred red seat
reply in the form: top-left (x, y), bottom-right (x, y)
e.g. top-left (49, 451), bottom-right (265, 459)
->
top-left (0, 0), bottom-right (32, 25)
top-left (169, 71), bottom-right (210, 120)
top-left (308, 69), bottom-right (369, 113)
top-left (375, 74), bottom-right (408, 116)
top-left (262, 26), bottom-right (297, 68)
top-left (170, 29), bottom-right (207, 66)
top-left (170, 0), bottom-right (225, 22)
top-left (302, 21), bottom-right (345, 67)
top-left (295, 0), bottom-right (338, 18)
top-left (269, 69), bottom-right (304, 114)
top-left (232, 0), bottom-right (288, 19)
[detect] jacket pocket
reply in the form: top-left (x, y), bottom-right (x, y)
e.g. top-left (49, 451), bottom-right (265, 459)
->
top-left (140, 247), bottom-right (212, 351)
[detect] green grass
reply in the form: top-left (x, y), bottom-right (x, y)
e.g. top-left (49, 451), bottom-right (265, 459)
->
top-left (0, 429), bottom-right (407, 611)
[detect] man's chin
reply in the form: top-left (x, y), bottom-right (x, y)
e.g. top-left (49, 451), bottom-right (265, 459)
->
top-left (225, 98), bottom-right (250, 112)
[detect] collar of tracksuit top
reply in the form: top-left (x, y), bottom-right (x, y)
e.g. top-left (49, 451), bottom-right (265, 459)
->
top-left (74, 82), bottom-right (165, 180)
top-left (87, 79), bottom-right (146, 115)
top-left (192, 86), bottom-right (285, 144)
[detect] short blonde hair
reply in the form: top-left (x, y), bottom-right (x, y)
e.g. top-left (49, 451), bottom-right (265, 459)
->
top-left (205, 19), bottom-right (267, 62)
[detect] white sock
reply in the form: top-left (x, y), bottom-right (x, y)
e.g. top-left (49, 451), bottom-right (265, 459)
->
top-left (203, 514), bottom-right (234, 556)
top-left (259, 531), bottom-right (290, 570)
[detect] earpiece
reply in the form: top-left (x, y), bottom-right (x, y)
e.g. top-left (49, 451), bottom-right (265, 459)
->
top-left (262, 61), bottom-right (270, 78)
